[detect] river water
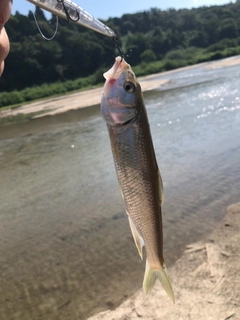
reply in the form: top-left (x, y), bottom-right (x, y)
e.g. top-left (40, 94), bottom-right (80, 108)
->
top-left (0, 58), bottom-right (240, 319)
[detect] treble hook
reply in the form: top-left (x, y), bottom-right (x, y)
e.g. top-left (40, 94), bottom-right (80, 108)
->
top-left (57, 0), bottom-right (80, 26)
top-left (112, 36), bottom-right (132, 61)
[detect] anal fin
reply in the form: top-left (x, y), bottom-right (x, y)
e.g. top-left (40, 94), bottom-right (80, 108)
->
top-left (128, 216), bottom-right (144, 260)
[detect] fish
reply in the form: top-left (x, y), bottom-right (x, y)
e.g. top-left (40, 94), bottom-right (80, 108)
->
top-left (100, 56), bottom-right (174, 303)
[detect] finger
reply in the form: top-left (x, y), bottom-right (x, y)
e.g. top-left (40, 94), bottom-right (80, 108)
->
top-left (0, 27), bottom-right (10, 63)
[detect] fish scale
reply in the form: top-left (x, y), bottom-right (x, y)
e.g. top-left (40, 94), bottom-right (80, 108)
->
top-left (108, 114), bottom-right (162, 263)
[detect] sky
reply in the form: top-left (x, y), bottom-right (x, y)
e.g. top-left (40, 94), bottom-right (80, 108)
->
top-left (14, 0), bottom-right (233, 20)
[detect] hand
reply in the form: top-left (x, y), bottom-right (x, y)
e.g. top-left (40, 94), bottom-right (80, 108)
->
top-left (0, 0), bottom-right (12, 76)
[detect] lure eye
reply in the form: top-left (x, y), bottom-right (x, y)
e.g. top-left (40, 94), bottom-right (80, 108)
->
top-left (124, 81), bottom-right (135, 93)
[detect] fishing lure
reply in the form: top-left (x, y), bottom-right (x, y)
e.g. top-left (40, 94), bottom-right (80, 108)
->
top-left (27, 0), bottom-right (116, 37)
top-left (27, 0), bottom-right (131, 58)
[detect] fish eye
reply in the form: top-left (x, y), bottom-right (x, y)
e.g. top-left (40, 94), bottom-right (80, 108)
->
top-left (124, 81), bottom-right (135, 93)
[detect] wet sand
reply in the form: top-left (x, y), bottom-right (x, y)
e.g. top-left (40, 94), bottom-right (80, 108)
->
top-left (1, 55), bottom-right (240, 120)
top-left (88, 202), bottom-right (240, 320)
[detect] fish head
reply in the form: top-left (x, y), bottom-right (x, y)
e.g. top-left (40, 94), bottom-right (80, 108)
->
top-left (101, 56), bottom-right (142, 127)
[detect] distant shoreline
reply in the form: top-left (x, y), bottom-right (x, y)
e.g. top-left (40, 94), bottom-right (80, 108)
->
top-left (1, 55), bottom-right (240, 122)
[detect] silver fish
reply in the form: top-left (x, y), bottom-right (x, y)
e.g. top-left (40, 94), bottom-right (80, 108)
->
top-left (101, 57), bottom-right (174, 303)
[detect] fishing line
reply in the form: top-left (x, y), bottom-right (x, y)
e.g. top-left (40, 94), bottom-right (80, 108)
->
top-left (32, 11), bottom-right (59, 41)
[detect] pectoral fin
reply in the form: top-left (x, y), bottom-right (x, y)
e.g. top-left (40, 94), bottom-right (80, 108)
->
top-left (119, 185), bottom-right (124, 199)
top-left (128, 216), bottom-right (144, 260)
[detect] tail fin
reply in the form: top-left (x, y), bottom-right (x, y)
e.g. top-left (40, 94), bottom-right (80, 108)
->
top-left (143, 260), bottom-right (175, 303)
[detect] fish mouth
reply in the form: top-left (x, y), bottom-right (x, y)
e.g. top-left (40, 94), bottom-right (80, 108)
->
top-left (103, 56), bottom-right (130, 80)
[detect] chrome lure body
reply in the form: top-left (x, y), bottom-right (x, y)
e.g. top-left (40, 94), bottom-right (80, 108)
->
top-left (27, 0), bottom-right (116, 37)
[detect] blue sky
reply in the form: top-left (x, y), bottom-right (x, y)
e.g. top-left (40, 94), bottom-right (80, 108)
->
top-left (14, 0), bottom-right (232, 20)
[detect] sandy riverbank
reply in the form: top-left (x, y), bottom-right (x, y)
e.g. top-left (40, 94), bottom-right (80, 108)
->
top-left (0, 74), bottom-right (171, 120)
top-left (1, 55), bottom-right (240, 120)
top-left (88, 202), bottom-right (240, 320)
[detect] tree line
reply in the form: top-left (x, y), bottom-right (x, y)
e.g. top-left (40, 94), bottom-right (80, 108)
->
top-left (1, 1), bottom-right (240, 101)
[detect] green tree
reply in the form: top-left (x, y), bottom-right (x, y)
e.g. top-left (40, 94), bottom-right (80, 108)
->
top-left (140, 49), bottom-right (157, 62)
